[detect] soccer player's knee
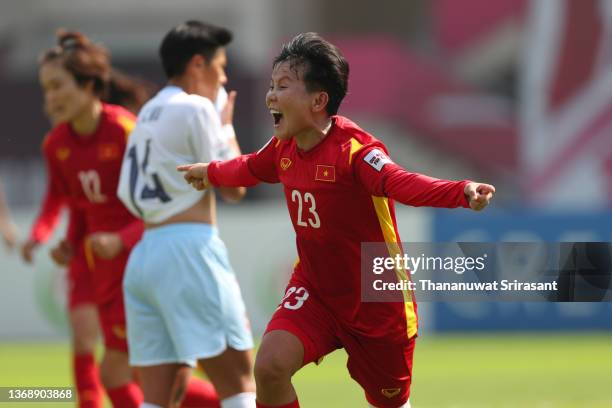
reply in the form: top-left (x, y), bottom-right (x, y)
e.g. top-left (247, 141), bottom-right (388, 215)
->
top-left (99, 360), bottom-right (115, 387)
top-left (254, 352), bottom-right (292, 384)
top-left (71, 333), bottom-right (97, 354)
top-left (69, 310), bottom-right (98, 353)
top-left (99, 350), bottom-right (131, 387)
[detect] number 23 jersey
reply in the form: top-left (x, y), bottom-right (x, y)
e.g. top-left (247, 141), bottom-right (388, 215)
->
top-left (209, 115), bottom-right (471, 342)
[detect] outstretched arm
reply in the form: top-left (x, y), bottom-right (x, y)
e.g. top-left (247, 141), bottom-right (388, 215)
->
top-left (177, 154), bottom-right (261, 191)
top-left (355, 146), bottom-right (495, 210)
top-left (178, 136), bottom-right (281, 191)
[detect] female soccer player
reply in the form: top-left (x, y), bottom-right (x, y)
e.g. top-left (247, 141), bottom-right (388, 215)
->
top-left (118, 21), bottom-right (255, 408)
top-left (179, 33), bottom-right (495, 408)
top-left (20, 30), bottom-right (147, 408)
top-left (23, 30), bottom-right (219, 408)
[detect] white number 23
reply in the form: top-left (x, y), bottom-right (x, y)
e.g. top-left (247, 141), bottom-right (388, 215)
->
top-left (291, 190), bottom-right (320, 228)
top-left (282, 286), bottom-right (310, 310)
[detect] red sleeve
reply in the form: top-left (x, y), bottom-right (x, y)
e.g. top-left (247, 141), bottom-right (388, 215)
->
top-left (354, 146), bottom-right (470, 208)
top-left (208, 137), bottom-right (280, 187)
top-left (117, 219), bottom-right (144, 251)
top-left (29, 145), bottom-right (67, 243)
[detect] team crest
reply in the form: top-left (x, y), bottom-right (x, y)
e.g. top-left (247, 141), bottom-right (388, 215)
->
top-left (280, 157), bottom-right (292, 170)
top-left (381, 388), bottom-right (401, 398)
top-left (56, 147), bottom-right (70, 161)
top-left (98, 143), bottom-right (121, 161)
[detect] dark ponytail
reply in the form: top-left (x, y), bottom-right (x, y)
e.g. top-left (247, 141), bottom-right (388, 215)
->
top-left (40, 29), bottom-right (155, 113)
top-left (40, 30), bottom-right (111, 97)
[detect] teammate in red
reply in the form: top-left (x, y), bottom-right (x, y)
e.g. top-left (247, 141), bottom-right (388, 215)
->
top-left (179, 33), bottom-right (495, 408)
top-left (23, 30), bottom-right (220, 408)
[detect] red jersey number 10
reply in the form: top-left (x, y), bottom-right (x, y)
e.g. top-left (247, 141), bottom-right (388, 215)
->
top-left (78, 170), bottom-right (107, 203)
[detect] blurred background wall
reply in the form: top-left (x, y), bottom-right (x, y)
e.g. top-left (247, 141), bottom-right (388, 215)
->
top-left (0, 0), bottom-right (611, 339)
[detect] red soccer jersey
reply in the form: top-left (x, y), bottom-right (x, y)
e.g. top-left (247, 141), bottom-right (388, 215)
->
top-left (209, 115), bottom-right (470, 341)
top-left (30, 103), bottom-right (143, 302)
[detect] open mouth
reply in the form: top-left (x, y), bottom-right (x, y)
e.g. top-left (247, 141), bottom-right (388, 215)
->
top-left (270, 109), bottom-right (283, 127)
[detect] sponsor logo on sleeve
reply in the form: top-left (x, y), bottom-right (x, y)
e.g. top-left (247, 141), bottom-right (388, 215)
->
top-left (363, 148), bottom-right (392, 171)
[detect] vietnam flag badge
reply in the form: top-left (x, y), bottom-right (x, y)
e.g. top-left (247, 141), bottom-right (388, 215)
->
top-left (315, 165), bottom-right (335, 182)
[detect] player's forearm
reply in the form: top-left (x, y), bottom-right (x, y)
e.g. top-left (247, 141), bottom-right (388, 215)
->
top-left (116, 219), bottom-right (144, 251)
top-left (29, 191), bottom-right (64, 243)
top-left (215, 125), bottom-right (248, 203)
top-left (208, 154), bottom-right (261, 187)
top-left (218, 186), bottom-right (247, 203)
top-left (384, 166), bottom-right (470, 208)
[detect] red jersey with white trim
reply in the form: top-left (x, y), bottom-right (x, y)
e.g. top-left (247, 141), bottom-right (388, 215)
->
top-left (30, 103), bottom-right (143, 302)
top-left (208, 115), bottom-right (470, 342)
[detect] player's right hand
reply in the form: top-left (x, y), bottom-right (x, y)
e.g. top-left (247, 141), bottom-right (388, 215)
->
top-left (21, 239), bottom-right (39, 264)
top-left (177, 163), bottom-right (210, 191)
top-left (464, 182), bottom-right (495, 211)
top-left (49, 239), bottom-right (73, 266)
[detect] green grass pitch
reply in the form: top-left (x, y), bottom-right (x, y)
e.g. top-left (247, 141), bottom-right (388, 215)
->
top-left (1, 333), bottom-right (611, 407)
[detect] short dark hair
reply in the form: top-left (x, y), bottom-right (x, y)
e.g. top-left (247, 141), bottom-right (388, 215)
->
top-left (273, 32), bottom-right (349, 115)
top-left (160, 20), bottom-right (232, 79)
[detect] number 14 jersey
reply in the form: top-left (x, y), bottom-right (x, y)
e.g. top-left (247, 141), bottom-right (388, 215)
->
top-left (118, 86), bottom-right (233, 224)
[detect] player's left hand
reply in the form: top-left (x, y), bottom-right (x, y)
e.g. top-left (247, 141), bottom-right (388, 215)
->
top-left (177, 163), bottom-right (210, 191)
top-left (464, 182), bottom-right (495, 211)
top-left (88, 232), bottom-right (124, 260)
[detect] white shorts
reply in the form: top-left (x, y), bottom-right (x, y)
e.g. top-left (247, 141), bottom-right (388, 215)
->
top-left (123, 223), bottom-right (253, 367)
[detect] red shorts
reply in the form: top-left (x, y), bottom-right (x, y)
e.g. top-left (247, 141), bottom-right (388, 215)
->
top-left (82, 241), bottom-right (130, 353)
top-left (265, 279), bottom-right (416, 408)
top-left (97, 291), bottom-right (128, 352)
